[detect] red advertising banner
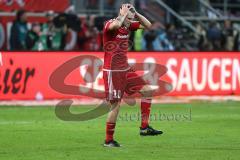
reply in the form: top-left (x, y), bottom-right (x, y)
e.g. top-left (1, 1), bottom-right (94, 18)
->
top-left (0, 52), bottom-right (240, 100)
top-left (0, 0), bottom-right (69, 12)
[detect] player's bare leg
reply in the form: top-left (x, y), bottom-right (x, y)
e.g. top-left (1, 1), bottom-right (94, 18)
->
top-left (139, 85), bottom-right (163, 136)
top-left (104, 102), bottom-right (121, 147)
top-left (106, 102), bottom-right (121, 123)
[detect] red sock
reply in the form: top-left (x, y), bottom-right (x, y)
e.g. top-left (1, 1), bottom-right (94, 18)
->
top-left (141, 98), bottom-right (152, 129)
top-left (106, 122), bottom-right (116, 142)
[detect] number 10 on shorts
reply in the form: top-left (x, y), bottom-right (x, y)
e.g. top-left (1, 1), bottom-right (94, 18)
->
top-left (112, 90), bottom-right (121, 99)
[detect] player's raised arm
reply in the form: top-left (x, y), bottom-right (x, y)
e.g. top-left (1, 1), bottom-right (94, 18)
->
top-left (107, 4), bottom-right (130, 31)
top-left (134, 9), bottom-right (152, 29)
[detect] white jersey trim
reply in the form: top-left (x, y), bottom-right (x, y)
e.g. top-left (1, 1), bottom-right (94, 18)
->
top-left (103, 67), bottom-right (131, 72)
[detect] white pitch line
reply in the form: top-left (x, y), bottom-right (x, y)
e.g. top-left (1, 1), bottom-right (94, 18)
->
top-left (0, 121), bottom-right (34, 125)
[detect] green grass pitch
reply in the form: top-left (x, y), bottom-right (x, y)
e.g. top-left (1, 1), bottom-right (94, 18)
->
top-left (0, 101), bottom-right (240, 160)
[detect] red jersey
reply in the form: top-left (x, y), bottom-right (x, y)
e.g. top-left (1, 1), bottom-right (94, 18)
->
top-left (103, 19), bottom-right (140, 70)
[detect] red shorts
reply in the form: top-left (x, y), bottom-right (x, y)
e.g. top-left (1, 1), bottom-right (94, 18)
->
top-left (103, 68), bottom-right (146, 104)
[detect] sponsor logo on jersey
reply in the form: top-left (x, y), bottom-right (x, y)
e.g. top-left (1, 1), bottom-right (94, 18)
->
top-left (116, 34), bottom-right (129, 39)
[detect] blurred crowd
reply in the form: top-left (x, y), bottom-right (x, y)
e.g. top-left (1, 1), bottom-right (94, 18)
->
top-left (10, 10), bottom-right (75, 51)
top-left (195, 20), bottom-right (240, 51)
top-left (136, 20), bottom-right (240, 51)
top-left (9, 9), bottom-right (240, 51)
top-left (9, 9), bottom-right (103, 51)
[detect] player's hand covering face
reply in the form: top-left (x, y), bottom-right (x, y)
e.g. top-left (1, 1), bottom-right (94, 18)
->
top-left (127, 7), bottom-right (136, 20)
top-left (119, 4), bottom-right (131, 16)
top-left (120, 4), bottom-right (136, 18)
top-left (127, 4), bottom-right (136, 20)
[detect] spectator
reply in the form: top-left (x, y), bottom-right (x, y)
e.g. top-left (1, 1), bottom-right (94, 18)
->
top-left (166, 23), bottom-right (182, 50)
top-left (207, 21), bottom-right (223, 51)
top-left (222, 20), bottom-right (239, 51)
top-left (154, 30), bottom-right (174, 51)
top-left (133, 29), bottom-right (144, 51)
top-left (195, 23), bottom-right (209, 51)
top-left (165, 23), bottom-right (175, 42)
top-left (42, 11), bottom-right (55, 50)
top-left (43, 11), bottom-right (67, 50)
top-left (26, 23), bottom-right (47, 51)
top-left (144, 29), bottom-right (157, 50)
top-left (48, 26), bottom-right (67, 51)
top-left (144, 22), bottom-right (175, 51)
top-left (10, 10), bottom-right (28, 50)
top-left (77, 16), bottom-right (101, 51)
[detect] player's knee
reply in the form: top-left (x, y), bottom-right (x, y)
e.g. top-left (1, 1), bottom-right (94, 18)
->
top-left (140, 85), bottom-right (153, 98)
top-left (110, 102), bottom-right (121, 111)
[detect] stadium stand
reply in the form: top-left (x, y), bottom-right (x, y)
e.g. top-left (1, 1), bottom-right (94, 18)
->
top-left (0, 0), bottom-right (239, 51)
